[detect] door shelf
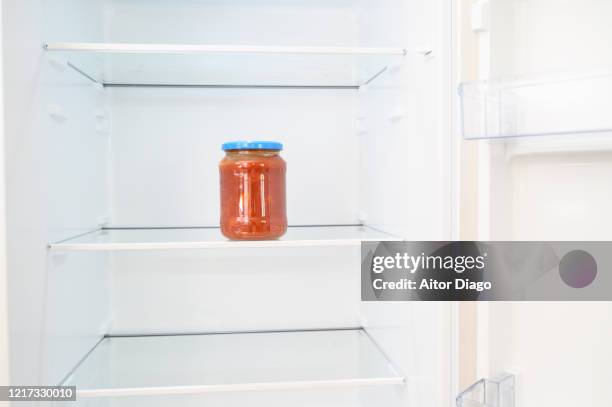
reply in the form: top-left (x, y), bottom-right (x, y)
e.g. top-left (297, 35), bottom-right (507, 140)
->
top-left (63, 329), bottom-right (404, 398)
top-left (456, 374), bottom-right (515, 407)
top-left (49, 225), bottom-right (399, 251)
top-left (44, 42), bottom-right (406, 88)
top-left (459, 72), bottom-right (612, 140)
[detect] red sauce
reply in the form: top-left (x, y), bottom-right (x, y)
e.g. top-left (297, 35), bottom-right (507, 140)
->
top-left (219, 149), bottom-right (287, 240)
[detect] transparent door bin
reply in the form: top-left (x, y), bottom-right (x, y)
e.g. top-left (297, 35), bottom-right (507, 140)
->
top-left (456, 374), bottom-right (514, 407)
top-left (459, 73), bottom-right (612, 139)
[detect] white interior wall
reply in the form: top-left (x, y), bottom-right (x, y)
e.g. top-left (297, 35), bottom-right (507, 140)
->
top-left (105, 0), bottom-right (364, 338)
top-left (0, 0), bottom-right (9, 387)
top-left (105, 0), bottom-right (358, 46)
top-left (359, 0), bottom-right (452, 240)
top-left (359, 1), bottom-right (453, 407)
top-left (109, 88), bottom-right (359, 227)
top-left (3, 0), bottom-right (110, 386)
top-left (105, 0), bottom-right (361, 227)
top-left (108, 247), bottom-right (361, 334)
top-left (106, 0), bottom-right (453, 345)
top-left (3, 2), bottom-right (455, 405)
top-left (43, 1), bottom-right (112, 385)
top-left (106, 388), bottom-right (361, 407)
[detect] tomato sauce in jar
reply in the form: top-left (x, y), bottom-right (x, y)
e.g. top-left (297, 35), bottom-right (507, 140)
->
top-left (219, 141), bottom-right (287, 240)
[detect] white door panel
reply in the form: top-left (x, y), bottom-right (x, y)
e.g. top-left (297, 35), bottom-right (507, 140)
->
top-left (461, 1), bottom-right (612, 405)
top-left (478, 302), bottom-right (612, 407)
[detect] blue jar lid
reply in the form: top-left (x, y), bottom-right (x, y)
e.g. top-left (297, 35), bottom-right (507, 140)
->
top-left (222, 141), bottom-right (283, 151)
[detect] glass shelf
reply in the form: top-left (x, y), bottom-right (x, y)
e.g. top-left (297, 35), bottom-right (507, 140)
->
top-left (63, 329), bottom-right (404, 398)
top-left (459, 72), bottom-right (612, 139)
top-left (44, 42), bottom-right (406, 87)
top-left (48, 226), bottom-right (399, 251)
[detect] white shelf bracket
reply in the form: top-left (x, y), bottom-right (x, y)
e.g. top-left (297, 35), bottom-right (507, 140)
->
top-left (48, 104), bottom-right (68, 121)
top-left (415, 47), bottom-right (434, 59)
top-left (387, 106), bottom-right (405, 122)
top-left (48, 56), bottom-right (68, 72)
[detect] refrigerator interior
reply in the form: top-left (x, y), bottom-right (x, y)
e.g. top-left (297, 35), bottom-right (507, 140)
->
top-left (3, 0), bottom-right (452, 406)
top-left (458, 1), bottom-right (612, 406)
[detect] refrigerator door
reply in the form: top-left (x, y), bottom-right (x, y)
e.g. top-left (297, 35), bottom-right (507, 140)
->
top-left (457, 0), bottom-right (612, 405)
top-left (459, 0), bottom-right (612, 241)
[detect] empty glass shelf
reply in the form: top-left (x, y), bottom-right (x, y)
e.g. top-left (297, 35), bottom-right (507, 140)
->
top-left (44, 43), bottom-right (406, 87)
top-left (63, 329), bottom-right (404, 398)
top-left (49, 226), bottom-right (399, 251)
top-left (459, 72), bottom-right (612, 139)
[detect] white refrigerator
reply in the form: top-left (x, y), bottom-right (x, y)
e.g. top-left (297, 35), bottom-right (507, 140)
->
top-left (0, 0), bottom-right (610, 406)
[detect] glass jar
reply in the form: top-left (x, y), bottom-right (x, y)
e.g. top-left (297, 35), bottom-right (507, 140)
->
top-left (219, 141), bottom-right (287, 240)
